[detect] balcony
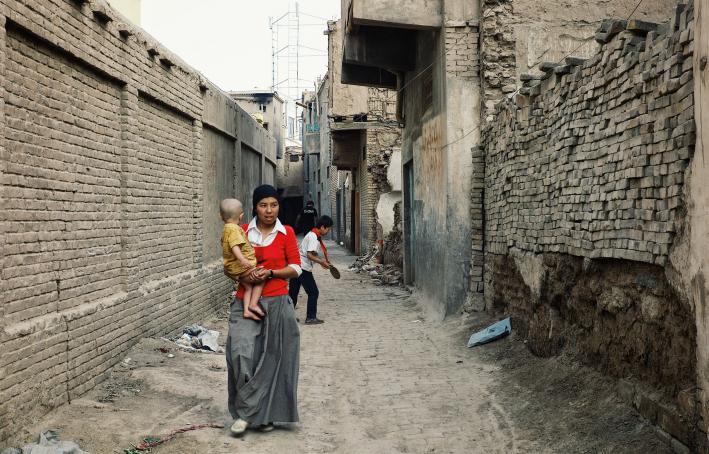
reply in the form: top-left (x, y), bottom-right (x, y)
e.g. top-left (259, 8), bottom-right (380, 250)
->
top-left (343, 0), bottom-right (442, 29)
top-left (341, 0), bottom-right (434, 88)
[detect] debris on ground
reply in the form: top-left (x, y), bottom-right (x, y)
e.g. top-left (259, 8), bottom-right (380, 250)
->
top-left (349, 247), bottom-right (403, 286)
top-left (123, 423), bottom-right (224, 453)
top-left (1, 430), bottom-right (89, 454)
top-left (173, 325), bottom-right (223, 353)
top-left (467, 317), bottom-right (512, 348)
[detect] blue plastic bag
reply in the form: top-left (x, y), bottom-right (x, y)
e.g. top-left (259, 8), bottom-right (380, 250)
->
top-left (467, 317), bottom-right (511, 348)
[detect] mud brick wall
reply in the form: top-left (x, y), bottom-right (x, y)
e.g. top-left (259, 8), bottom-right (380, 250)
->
top-left (482, 5), bottom-right (702, 450)
top-left (484, 17), bottom-right (695, 266)
top-left (0, 0), bottom-right (275, 442)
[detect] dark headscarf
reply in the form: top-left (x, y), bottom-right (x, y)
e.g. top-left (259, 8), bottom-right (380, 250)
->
top-left (252, 184), bottom-right (280, 216)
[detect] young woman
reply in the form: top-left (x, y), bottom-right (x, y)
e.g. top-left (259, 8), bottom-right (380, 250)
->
top-left (225, 184), bottom-right (301, 435)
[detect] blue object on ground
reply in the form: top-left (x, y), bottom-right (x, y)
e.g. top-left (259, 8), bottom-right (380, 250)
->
top-left (467, 317), bottom-right (511, 348)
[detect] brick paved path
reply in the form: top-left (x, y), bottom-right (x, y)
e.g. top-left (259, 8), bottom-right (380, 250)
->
top-left (18, 242), bottom-right (670, 453)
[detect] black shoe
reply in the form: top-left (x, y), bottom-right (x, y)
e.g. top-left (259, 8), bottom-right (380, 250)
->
top-left (304, 318), bottom-right (324, 325)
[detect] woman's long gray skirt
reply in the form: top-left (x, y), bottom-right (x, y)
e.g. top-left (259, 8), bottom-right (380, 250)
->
top-left (226, 295), bottom-right (300, 426)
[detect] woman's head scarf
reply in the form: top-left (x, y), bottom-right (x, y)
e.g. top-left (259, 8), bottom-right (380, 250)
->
top-left (252, 184), bottom-right (280, 216)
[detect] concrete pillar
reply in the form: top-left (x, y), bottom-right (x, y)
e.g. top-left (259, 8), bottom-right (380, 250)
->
top-left (692, 0), bottom-right (709, 444)
top-left (441, 0), bottom-right (482, 314)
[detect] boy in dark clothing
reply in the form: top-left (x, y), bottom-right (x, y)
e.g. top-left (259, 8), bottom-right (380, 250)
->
top-left (295, 201), bottom-right (318, 234)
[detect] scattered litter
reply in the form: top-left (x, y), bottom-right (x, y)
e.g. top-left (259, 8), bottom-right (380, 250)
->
top-left (124, 423), bottom-right (223, 452)
top-left (167, 354), bottom-right (175, 358)
top-left (2, 430), bottom-right (89, 454)
top-left (123, 358), bottom-right (131, 364)
top-left (467, 317), bottom-right (511, 348)
top-left (173, 325), bottom-right (223, 353)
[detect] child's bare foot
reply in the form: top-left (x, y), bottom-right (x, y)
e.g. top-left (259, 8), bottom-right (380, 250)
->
top-left (248, 303), bottom-right (266, 318)
top-left (243, 308), bottom-right (262, 321)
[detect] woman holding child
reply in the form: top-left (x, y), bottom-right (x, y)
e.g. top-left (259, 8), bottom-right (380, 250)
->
top-left (224, 184), bottom-right (302, 435)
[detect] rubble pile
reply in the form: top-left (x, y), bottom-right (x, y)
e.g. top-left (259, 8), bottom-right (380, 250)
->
top-left (349, 247), bottom-right (404, 286)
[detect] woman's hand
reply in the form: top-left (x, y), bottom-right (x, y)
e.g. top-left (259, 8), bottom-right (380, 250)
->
top-left (239, 266), bottom-right (266, 284)
top-left (252, 267), bottom-right (271, 281)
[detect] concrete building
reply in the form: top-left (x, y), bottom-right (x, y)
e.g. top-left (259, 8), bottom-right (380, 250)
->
top-left (340, 0), bottom-right (682, 316)
top-left (229, 91), bottom-right (285, 159)
top-left (106, 0), bottom-right (141, 25)
top-left (342, 0), bottom-right (708, 449)
top-left (326, 19), bottom-right (403, 257)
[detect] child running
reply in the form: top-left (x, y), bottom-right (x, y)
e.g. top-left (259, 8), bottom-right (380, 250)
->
top-left (220, 198), bottom-right (265, 321)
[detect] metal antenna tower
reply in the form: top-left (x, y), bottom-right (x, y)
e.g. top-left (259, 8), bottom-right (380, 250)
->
top-left (269, 1), bottom-right (328, 143)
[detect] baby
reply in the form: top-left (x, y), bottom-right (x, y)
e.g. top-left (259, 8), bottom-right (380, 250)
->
top-left (220, 198), bottom-right (265, 321)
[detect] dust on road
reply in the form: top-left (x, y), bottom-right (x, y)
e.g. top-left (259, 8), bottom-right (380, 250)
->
top-left (12, 244), bottom-right (671, 454)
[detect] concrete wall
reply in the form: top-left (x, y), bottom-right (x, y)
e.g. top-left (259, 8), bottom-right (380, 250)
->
top-left (692, 0), bottom-right (709, 446)
top-left (278, 145), bottom-right (304, 198)
top-left (230, 92), bottom-right (284, 159)
top-left (482, 6), bottom-right (702, 449)
top-left (398, 1), bottom-right (481, 316)
top-left (327, 21), bottom-right (368, 118)
top-left (0, 0), bottom-right (275, 441)
top-left (347, 0), bottom-right (442, 29)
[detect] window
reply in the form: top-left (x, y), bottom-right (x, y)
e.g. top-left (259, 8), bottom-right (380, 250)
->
top-left (259, 104), bottom-right (267, 112)
top-left (289, 154), bottom-right (300, 162)
top-left (263, 122), bottom-right (269, 131)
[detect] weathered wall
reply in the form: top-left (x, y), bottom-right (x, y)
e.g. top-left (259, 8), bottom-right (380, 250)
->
top-left (483, 6), bottom-right (701, 449)
top-left (480, 0), bottom-right (681, 118)
top-left (399, 2), bottom-right (481, 315)
top-left (691, 0), bottom-right (709, 445)
top-left (327, 20), bottom-right (369, 118)
top-left (348, 0), bottom-right (441, 29)
top-left (0, 0), bottom-right (275, 441)
top-left (278, 146), bottom-right (304, 198)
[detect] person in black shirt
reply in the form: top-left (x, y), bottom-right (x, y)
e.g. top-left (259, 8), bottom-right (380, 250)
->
top-left (295, 201), bottom-right (318, 234)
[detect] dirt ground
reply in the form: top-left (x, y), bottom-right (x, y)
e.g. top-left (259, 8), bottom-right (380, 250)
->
top-left (7, 244), bottom-right (674, 454)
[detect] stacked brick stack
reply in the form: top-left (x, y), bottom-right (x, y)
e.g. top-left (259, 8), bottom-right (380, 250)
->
top-left (481, 0), bottom-right (516, 118)
top-left (483, 4), bottom-right (695, 267)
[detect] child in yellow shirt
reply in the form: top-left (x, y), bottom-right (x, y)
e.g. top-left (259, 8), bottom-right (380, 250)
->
top-left (220, 198), bottom-right (265, 321)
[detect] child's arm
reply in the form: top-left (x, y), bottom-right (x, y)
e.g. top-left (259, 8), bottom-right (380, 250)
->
top-left (232, 245), bottom-right (255, 269)
top-left (307, 251), bottom-right (330, 269)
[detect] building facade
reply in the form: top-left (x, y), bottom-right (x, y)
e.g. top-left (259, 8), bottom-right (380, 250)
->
top-left (340, 0), bottom-right (709, 450)
top-left (326, 20), bottom-right (403, 258)
top-left (230, 91), bottom-right (285, 159)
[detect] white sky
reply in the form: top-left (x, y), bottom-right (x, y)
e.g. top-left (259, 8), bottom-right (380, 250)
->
top-left (141, 0), bottom-right (341, 94)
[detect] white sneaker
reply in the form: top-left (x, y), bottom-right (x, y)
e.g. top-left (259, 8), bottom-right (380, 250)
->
top-left (230, 418), bottom-right (249, 435)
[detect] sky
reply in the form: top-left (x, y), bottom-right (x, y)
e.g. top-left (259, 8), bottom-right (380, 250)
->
top-left (141, 0), bottom-right (341, 95)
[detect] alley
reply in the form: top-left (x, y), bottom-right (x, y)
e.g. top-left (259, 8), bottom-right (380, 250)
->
top-left (11, 244), bottom-right (672, 454)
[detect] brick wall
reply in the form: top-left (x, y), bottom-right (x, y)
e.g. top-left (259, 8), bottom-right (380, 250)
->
top-left (484, 14), bottom-right (695, 266)
top-left (482, 6), bottom-right (702, 449)
top-left (0, 0), bottom-right (275, 441)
